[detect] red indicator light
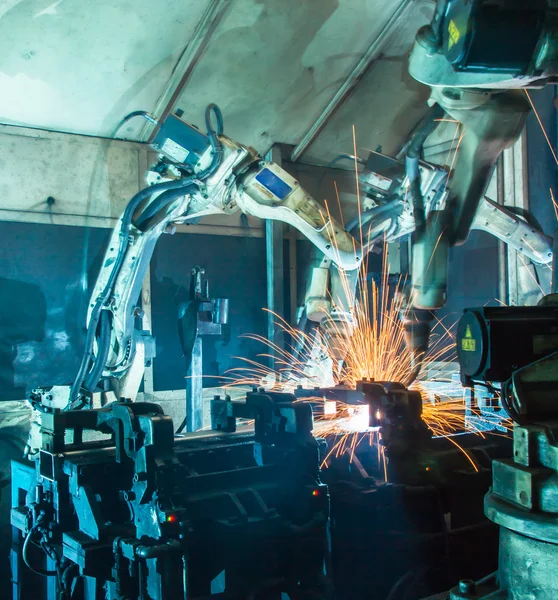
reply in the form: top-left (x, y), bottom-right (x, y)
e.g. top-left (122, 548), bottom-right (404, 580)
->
top-left (312, 489), bottom-right (319, 497)
top-left (166, 514), bottom-right (176, 523)
top-left (425, 467), bottom-right (431, 472)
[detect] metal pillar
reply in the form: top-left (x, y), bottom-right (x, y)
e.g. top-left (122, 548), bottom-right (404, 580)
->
top-left (186, 337), bottom-right (203, 432)
top-left (288, 226), bottom-right (298, 325)
top-left (289, 0), bottom-right (414, 162)
top-left (265, 146), bottom-right (284, 365)
top-left (500, 133), bottom-right (532, 305)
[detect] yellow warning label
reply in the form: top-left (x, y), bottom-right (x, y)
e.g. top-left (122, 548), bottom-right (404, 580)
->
top-left (461, 325), bottom-right (476, 352)
top-left (448, 19), bottom-right (460, 50)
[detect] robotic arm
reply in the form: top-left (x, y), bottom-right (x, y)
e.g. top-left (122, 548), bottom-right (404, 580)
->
top-left (401, 0), bottom-right (558, 378)
top-left (34, 105), bottom-right (361, 411)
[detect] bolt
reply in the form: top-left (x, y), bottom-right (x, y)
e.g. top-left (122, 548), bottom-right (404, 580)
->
top-left (459, 580), bottom-right (476, 594)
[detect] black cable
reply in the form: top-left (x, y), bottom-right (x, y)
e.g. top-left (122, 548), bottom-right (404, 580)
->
top-left (114, 110), bottom-right (158, 132)
top-left (327, 153), bottom-right (365, 169)
top-left (406, 104), bottom-right (444, 238)
top-left (386, 565), bottom-right (431, 600)
top-left (501, 378), bottom-right (525, 425)
top-left (22, 528), bottom-right (57, 577)
top-left (205, 103), bottom-right (224, 137)
top-left (430, 0), bottom-right (447, 44)
top-left (134, 185), bottom-right (196, 229)
top-left (349, 202), bottom-right (405, 248)
top-left (83, 310), bottom-right (112, 392)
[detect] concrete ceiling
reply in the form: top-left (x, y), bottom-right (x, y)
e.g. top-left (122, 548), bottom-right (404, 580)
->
top-left (0, 0), bottom-right (434, 164)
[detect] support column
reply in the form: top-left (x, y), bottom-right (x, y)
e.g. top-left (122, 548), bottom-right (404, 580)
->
top-left (289, 226), bottom-right (298, 324)
top-left (265, 146), bottom-right (284, 366)
top-left (186, 337), bottom-right (203, 432)
top-left (500, 134), bottom-right (533, 306)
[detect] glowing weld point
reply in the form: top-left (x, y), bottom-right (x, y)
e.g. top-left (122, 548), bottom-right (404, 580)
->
top-left (324, 400), bottom-right (337, 416)
top-left (375, 409), bottom-right (381, 420)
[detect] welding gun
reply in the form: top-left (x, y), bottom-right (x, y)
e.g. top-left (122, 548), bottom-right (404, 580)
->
top-left (400, 0), bottom-right (558, 380)
top-left (29, 105), bottom-right (361, 414)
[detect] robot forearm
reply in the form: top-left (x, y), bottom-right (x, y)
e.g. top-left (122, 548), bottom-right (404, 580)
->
top-left (236, 162), bottom-right (361, 271)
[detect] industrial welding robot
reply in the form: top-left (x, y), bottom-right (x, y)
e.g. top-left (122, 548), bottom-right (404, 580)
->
top-left (9, 104), bottom-right (362, 599)
top-left (10, 1), bottom-right (558, 599)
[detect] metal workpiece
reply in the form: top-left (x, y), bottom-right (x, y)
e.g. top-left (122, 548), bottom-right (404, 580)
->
top-left (496, 527), bottom-right (558, 600)
top-left (486, 423), bottom-right (558, 543)
top-left (11, 397), bottom-right (331, 599)
top-left (295, 381), bottom-right (437, 485)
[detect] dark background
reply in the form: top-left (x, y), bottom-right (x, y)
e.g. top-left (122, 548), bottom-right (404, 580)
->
top-left (151, 232), bottom-right (267, 390)
top-left (0, 221), bottom-right (502, 401)
top-left (0, 222), bottom-right (270, 399)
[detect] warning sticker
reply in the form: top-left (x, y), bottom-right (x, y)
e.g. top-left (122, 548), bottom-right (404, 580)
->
top-left (161, 138), bottom-right (190, 163)
top-left (447, 19), bottom-right (460, 50)
top-left (367, 172), bottom-right (392, 192)
top-left (461, 325), bottom-right (476, 352)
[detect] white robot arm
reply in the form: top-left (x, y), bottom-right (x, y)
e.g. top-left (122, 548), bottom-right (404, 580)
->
top-left (31, 105), bottom-right (361, 411)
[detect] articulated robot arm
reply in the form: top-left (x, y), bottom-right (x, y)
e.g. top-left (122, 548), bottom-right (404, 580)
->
top-left (296, 0), bottom-right (558, 382)
top-left (31, 106), bottom-right (361, 412)
top-left (401, 0), bottom-right (558, 378)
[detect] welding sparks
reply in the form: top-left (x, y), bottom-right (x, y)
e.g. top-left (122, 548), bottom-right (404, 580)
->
top-left (225, 253), bottom-right (499, 475)
top-left (222, 121), bottom-right (510, 476)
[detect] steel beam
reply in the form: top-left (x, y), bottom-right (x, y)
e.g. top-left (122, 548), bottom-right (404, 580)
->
top-left (501, 134), bottom-right (531, 306)
top-left (138, 0), bottom-right (231, 142)
top-left (288, 226), bottom-right (298, 324)
top-left (186, 337), bottom-right (204, 432)
top-left (289, 0), bottom-right (414, 162)
top-left (265, 146), bottom-right (285, 365)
